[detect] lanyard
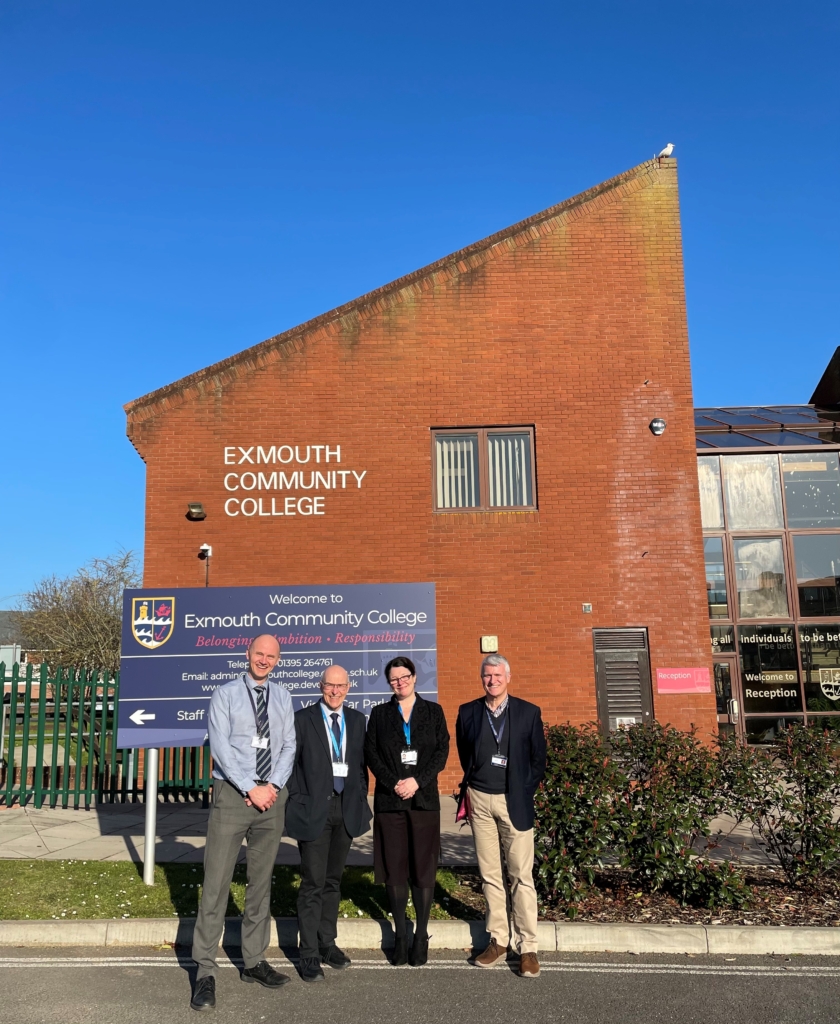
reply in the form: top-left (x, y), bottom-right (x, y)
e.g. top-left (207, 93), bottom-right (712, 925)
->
top-left (320, 704), bottom-right (346, 761)
top-left (399, 702), bottom-right (415, 747)
top-left (485, 707), bottom-right (507, 752)
top-left (243, 677), bottom-right (271, 736)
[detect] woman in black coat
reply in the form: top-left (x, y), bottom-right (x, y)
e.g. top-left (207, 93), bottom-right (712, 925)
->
top-left (364, 656), bottom-right (449, 967)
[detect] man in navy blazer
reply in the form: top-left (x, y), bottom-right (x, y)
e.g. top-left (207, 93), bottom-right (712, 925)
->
top-left (456, 654), bottom-right (546, 979)
top-left (285, 665), bottom-right (372, 982)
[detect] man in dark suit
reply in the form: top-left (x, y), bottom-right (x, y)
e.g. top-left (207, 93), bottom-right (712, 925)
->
top-left (456, 654), bottom-right (546, 979)
top-left (285, 664), bottom-right (372, 982)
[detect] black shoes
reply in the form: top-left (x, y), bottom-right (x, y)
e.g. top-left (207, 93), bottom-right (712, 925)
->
top-left (391, 935), bottom-right (409, 966)
top-left (320, 945), bottom-right (351, 969)
top-left (240, 960), bottom-right (291, 988)
top-left (392, 933), bottom-right (429, 966)
top-left (190, 976), bottom-right (216, 1011)
top-left (409, 934), bottom-right (429, 967)
top-left (196, 960), bottom-right (289, 1005)
top-left (299, 945), bottom-right (348, 980)
top-left (299, 956), bottom-right (326, 983)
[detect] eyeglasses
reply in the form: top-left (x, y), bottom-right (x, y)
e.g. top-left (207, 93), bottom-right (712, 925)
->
top-left (388, 674), bottom-right (414, 685)
top-left (323, 684), bottom-right (350, 692)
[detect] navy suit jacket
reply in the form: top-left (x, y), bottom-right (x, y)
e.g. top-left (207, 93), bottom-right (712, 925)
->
top-left (285, 702), bottom-right (372, 843)
top-left (455, 695), bottom-right (546, 832)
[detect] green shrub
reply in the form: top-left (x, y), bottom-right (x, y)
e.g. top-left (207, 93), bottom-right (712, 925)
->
top-left (534, 724), bottom-right (621, 911)
top-left (611, 723), bottom-right (747, 907)
top-left (718, 723), bottom-right (840, 887)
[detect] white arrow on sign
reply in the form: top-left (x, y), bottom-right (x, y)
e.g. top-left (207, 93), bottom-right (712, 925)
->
top-left (129, 709), bottom-right (156, 726)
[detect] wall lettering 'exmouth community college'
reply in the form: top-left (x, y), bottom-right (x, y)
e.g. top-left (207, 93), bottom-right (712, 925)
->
top-left (221, 445), bottom-right (366, 518)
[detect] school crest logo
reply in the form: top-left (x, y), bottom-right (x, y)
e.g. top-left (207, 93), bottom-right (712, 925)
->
top-left (132, 597), bottom-right (175, 649)
top-left (819, 668), bottom-right (840, 701)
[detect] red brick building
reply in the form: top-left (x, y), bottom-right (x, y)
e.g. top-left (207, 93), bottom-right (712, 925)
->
top-left (126, 157), bottom-right (717, 786)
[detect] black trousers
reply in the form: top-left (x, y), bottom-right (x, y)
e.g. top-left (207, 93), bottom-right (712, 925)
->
top-left (296, 792), bottom-right (354, 959)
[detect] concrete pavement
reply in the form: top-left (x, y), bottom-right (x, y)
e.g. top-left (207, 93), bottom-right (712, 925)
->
top-left (0, 949), bottom-right (837, 1024)
top-left (0, 795), bottom-right (478, 864)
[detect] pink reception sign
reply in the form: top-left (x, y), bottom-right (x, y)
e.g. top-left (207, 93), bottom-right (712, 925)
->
top-left (656, 667), bottom-right (711, 694)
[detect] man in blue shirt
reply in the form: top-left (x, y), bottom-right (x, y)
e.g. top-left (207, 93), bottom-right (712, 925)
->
top-left (190, 634), bottom-right (296, 1012)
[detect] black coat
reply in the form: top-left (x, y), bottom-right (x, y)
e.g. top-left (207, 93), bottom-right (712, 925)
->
top-left (456, 695), bottom-right (546, 831)
top-left (285, 702), bottom-right (372, 842)
top-left (364, 695), bottom-right (450, 813)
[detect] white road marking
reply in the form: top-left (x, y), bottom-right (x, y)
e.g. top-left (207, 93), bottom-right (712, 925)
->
top-left (1, 957), bottom-right (839, 978)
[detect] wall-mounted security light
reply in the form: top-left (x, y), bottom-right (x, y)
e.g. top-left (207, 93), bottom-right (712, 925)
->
top-left (649, 418), bottom-right (667, 436)
top-left (186, 503), bottom-right (207, 521)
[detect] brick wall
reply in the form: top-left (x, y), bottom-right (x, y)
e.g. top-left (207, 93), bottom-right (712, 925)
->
top-left (127, 158), bottom-right (717, 791)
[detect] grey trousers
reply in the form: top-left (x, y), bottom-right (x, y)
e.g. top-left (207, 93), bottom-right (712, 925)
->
top-left (192, 780), bottom-right (288, 978)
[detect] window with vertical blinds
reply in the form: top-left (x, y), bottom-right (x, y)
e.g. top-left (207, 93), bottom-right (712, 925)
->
top-left (487, 432), bottom-right (533, 507)
top-left (432, 427), bottom-right (536, 511)
top-left (435, 434), bottom-right (480, 509)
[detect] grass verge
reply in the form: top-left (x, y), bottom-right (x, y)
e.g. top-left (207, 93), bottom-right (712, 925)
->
top-left (0, 861), bottom-right (482, 922)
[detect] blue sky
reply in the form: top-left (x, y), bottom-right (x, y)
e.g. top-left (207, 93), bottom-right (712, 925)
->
top-left (1, 1), bottom-right (838, 600)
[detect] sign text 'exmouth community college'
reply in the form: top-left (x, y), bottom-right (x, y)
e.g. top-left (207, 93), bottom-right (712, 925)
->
top-left (118, 583), bottom-right (437, 748)
top-left (221, 444), bottom-right (367, 517)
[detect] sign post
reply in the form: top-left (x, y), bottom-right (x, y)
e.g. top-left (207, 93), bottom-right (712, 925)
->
top-left (143, 747), bottom-right (159, 885)
top-left (118, 583), bottom-right (437, 884)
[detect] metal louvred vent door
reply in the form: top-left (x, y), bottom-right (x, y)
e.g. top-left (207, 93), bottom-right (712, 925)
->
top-left (593, 629), bottom-right (653, 735)
top-left (593, 628), bottom-right (648, 651)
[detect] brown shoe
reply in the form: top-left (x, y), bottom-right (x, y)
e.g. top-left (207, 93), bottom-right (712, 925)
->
top-left (519, 952), bottom-right (540, 978)
top-left (474, 938), bottom-right (507, 968)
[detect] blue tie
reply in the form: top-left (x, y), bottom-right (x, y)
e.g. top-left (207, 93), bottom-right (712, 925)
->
top-left (331, 713), bottom-right (344, 794)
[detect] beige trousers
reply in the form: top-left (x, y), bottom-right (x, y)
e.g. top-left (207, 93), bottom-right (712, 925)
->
top-left (468, 787), bottom-right (538, 954)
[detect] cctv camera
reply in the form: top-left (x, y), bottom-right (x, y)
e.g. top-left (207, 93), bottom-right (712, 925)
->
top-left (198, 544), bottom-right (213, 559)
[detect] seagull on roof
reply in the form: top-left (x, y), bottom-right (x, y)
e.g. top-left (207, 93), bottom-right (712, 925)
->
top-left (657, 143), bottom-right (674, 164)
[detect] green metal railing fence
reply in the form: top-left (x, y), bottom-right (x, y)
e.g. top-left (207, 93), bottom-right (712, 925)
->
top-left (0, 662), bottom-right (212, 809)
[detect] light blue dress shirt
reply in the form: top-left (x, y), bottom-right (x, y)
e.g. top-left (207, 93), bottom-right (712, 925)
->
top-left (208, 673), bottom-right (296, 795)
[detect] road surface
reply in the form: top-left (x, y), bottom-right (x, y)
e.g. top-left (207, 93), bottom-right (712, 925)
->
top-left (0, 947), bottom-right (836, 1023)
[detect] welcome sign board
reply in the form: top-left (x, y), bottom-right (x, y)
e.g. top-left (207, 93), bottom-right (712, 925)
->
top-left (118, 583), bottom-right (436, 748)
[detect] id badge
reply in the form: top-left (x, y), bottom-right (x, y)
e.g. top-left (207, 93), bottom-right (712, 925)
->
top-left (491, 754), bottom-right (508, 768)
top-left (251, 735), bottom-right (269, 750)
top-left (401, 749), bottom-right (418, 766)
top-left (332, 762), bottom-right (349, 778)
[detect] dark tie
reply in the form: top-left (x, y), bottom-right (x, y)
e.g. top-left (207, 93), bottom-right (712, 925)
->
top-left (331, 712), bottom-right (344, 793)
top-left (254, 686), bottom-right (272, 782)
